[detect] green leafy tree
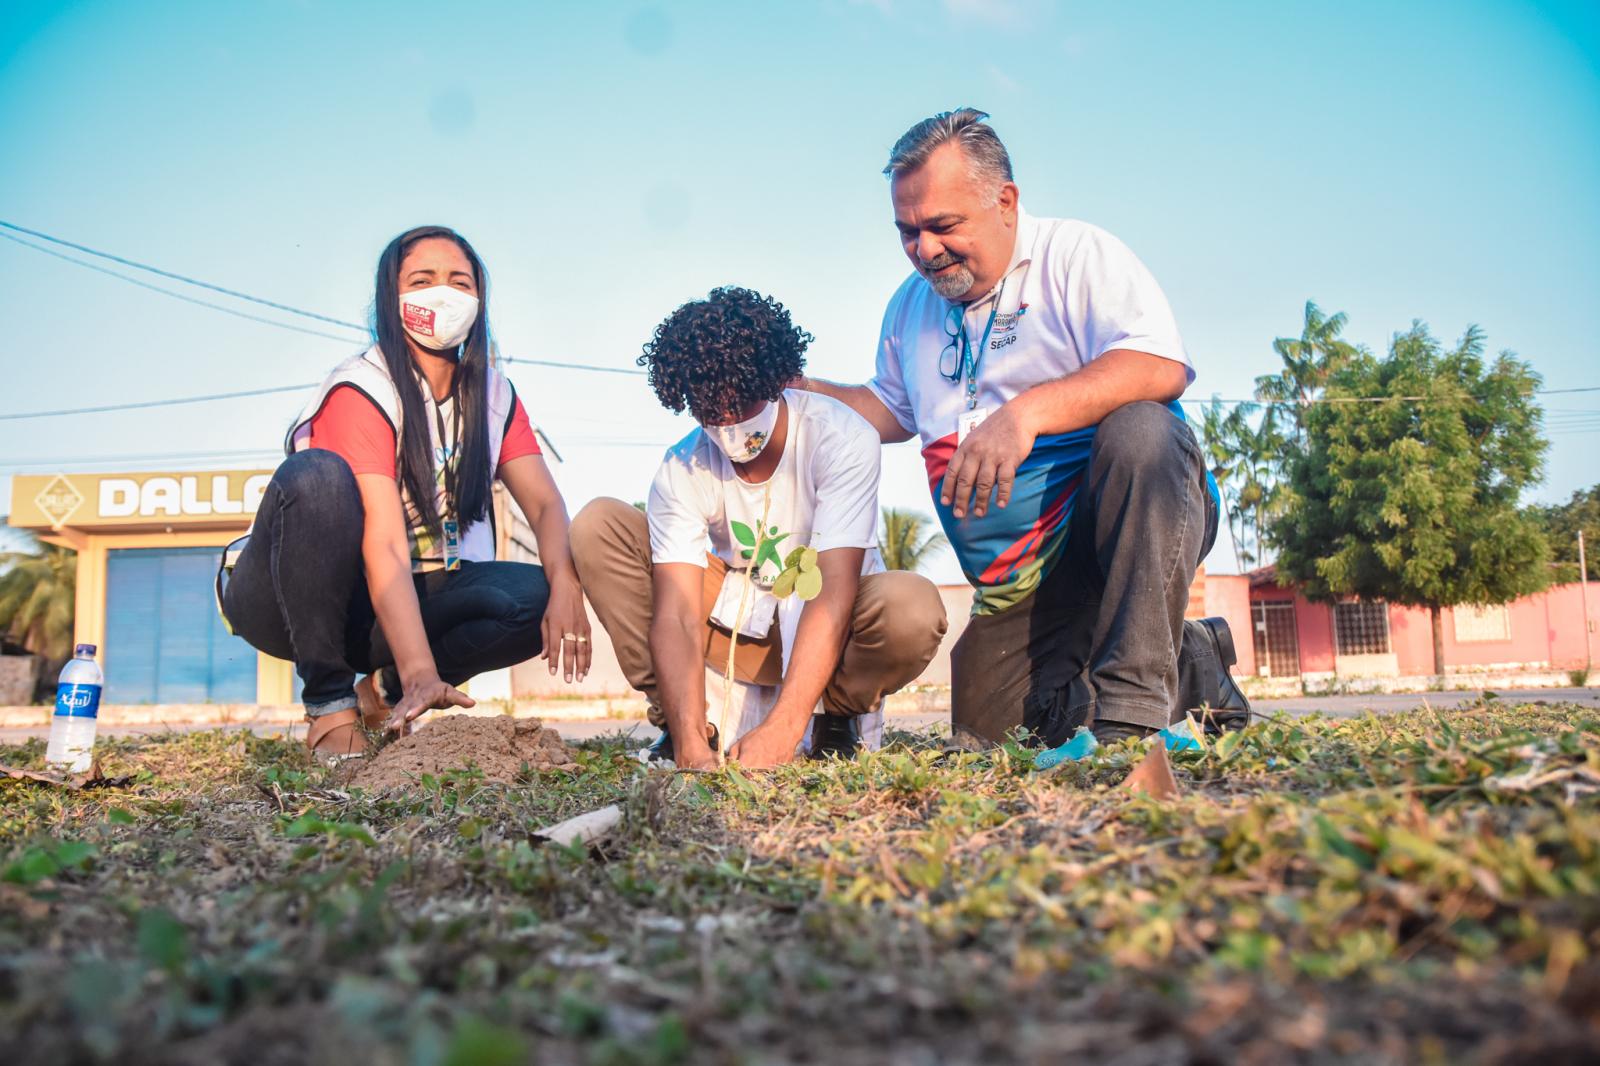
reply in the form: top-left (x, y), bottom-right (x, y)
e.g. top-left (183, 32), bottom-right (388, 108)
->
top-left (1527, 485), bottom-right (1600, 582)
top-left (878, 507), bottom-right (948, 574)
top-left (0, 537), bottom-right (77, 662)
top-left (1272, 321), bottom-right (1550, 675)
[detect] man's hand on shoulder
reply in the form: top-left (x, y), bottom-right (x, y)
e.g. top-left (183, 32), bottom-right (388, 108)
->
top-left (940, 400), bottom-right (1038, 519)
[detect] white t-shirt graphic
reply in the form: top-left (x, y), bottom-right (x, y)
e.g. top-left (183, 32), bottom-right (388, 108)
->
top-left (647, 388), bottom-right (886, 750)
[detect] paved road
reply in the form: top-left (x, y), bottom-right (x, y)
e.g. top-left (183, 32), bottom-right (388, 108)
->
top-left (3, 688), bottom-right (1595, 746)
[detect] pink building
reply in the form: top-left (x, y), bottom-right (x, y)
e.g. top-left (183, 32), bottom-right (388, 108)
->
top-left (1232, 567), bottom-right (1599, 690)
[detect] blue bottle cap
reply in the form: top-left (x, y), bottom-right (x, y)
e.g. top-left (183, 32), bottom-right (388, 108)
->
top-left (74, 643), bottom-right (97, 658)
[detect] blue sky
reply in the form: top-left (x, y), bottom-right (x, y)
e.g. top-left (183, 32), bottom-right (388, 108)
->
top-left (1, 0), bottom-right (1596, 578)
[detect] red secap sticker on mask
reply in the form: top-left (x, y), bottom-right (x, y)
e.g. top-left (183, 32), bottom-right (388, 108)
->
top-left (401, 301), bottom-right (436, 336)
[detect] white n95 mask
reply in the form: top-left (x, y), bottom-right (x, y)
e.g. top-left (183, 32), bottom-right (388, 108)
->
top-left (705, 401), bottom-right (779, 464)
top-left (399, 285), bottom-right (479, 350)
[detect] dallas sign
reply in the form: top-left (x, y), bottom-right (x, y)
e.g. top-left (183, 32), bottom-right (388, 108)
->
top-left (98, 473), bottom-right (271, 518)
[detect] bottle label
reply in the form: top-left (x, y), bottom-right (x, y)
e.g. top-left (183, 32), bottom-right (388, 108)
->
top-left (55, 682), bottom-right (102, 719)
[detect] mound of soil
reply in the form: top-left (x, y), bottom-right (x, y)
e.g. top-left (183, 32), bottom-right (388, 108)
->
top-left (348, 715), bottom-right (576, 791)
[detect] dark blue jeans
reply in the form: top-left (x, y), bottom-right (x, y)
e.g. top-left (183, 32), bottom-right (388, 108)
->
top-left (221, 449), bottom-right (550, 715)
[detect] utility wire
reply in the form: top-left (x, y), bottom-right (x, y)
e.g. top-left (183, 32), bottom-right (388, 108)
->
top-left (1183, 385), bottom-right (1600, 407)
top-left (1, 221), bottom-right (648, 377)
top-left (0, 383), bottom-right (318, 422)
top-left (0, 221), bottom-right (1590, 414)
top-left (0, 231), bottom-right (366, 345)
top-left (0, 220), bottom-right (368, 331)
top-left (502, 356), bottom-right (644, 377)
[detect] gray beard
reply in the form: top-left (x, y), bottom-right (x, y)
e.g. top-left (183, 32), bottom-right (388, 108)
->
top-left (927, 264), bottom-right (975, 300)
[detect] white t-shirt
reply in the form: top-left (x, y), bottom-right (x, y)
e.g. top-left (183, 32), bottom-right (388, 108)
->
top-left (649, 387), bottom-right (884, 655)
top-left (648, 388), bottom-right (886, 750)
top-left (868, 208), bottom-right (1192, 450)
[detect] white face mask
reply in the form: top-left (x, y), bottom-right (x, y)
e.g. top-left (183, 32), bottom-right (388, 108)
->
top-left (399, 285), bottom-right (479, 351)
top-left (705, 401), bottom-right (779, 464)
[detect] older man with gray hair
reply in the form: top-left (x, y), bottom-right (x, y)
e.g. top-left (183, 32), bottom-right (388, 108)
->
top-left (801, 108), bottom-right (1249, 751)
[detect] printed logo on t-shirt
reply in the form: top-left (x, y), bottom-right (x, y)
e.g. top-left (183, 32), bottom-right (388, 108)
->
top-left (731, 520), bottom-right (796, 586)
top-left (401, 301), bottom-right (436, 336)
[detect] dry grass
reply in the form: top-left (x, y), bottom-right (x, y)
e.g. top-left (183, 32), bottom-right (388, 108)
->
top-left (2, 701), bottom-right (1598, 1064)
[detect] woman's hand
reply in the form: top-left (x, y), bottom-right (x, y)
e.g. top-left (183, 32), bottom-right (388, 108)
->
top-left (385, 675), bottom-right (475, 735)
top-left (541, 573), bottom-right (592, 683)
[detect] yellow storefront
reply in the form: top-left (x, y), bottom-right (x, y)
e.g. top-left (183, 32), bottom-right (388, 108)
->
top-left (8, 469), bottom-right (296, 704)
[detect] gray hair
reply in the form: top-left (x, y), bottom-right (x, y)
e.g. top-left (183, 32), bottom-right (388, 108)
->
top-left (883, 108), bottom-right (1014, 204)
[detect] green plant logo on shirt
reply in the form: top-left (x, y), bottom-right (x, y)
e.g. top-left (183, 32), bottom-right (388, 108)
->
top-left (731, 520), bottom-right (791, 576)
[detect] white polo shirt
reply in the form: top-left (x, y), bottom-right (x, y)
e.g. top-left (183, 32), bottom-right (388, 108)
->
top-left (868, 209), bottom-right (1201, 615)
top-left (868, 208), bottom-right (1192, 449)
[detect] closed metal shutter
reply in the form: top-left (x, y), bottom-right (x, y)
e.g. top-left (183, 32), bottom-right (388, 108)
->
top-left (104, 547), bottom-right (257, 704)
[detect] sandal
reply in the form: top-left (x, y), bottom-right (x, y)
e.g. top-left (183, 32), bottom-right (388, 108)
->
top-left (304, 707), bottom-right (371, 762)
top-left (354, 673), bottom-right (394, 732)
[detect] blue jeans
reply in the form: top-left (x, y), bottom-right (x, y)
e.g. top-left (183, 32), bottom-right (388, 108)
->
top-left (220, 449), bottom-right (550, 715)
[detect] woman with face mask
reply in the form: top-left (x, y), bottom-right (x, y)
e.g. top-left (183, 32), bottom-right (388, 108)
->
top-left (220, 225), bottom-right (590, 757)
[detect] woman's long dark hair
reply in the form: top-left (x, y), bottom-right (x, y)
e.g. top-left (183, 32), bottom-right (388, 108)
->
top-left (372, 225), bottom-right (493, 538)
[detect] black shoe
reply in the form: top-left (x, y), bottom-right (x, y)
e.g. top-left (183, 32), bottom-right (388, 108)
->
top-left (1185, 617), bottom-right (1252, 735)
top-left (646, 724), bottom-right (719, 764)
top-left (809, 714), bottom-right (859, 760)
top-left (1090, 720), bottom-right (1157, 745)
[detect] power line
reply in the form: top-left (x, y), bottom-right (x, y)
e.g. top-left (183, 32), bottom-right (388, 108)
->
top-left (0, 231), bottom-right (366, 344)
top-left (2, 222), bottom-right (647, 377)
top-left (502, 356), bottom-right (645, 377)
top-left (0, 383), bottom-right (318, 422)
top-left (0, 438), bottom-right (671, 472)
top-left (1184, 385), bottom-right (1600, 408)
top-left (0, 220), bottom-right (368, 331)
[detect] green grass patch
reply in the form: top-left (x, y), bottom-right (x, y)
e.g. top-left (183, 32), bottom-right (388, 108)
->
top-left (1, 705), bottom-right (1597, 1063)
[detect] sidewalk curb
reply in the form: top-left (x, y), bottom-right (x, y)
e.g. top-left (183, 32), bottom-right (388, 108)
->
top-left (0, 687), bottom-right (958, 729)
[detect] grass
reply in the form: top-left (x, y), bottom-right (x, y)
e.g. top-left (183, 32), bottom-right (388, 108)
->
top-left (2, 701), bottom-right (1598, 1064)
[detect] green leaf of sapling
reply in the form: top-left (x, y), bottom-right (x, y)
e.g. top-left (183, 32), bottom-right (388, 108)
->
top-left (771, 568), bottom-right (798, 599)
top-left (795, 569), bottom-right (823, 601)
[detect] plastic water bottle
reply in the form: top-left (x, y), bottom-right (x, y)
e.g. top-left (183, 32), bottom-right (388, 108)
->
top-left (46, 644), bottom-right (103, 774)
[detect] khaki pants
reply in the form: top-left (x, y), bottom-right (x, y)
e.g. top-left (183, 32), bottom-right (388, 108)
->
top-left (571, 497), bottom-right (948, 726)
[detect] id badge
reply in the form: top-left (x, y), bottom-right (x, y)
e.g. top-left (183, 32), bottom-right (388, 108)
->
top-left (442, 519), bottom-right (461, 571)
top-left (958, 406), bottom-right (990, 444)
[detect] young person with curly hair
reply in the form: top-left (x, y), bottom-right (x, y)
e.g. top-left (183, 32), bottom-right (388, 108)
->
top-left (571, 287), bottom-right (948, 770)
top-left (220, 226), bottom-right (590, 758)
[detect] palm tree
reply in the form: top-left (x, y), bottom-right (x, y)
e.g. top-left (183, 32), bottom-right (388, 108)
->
top-left (879, 507), bottom-right (948, 573)
top-left (1254, 300), bottom-right (1361, 440)
top-left (0, 538), bottom-right (76, 662)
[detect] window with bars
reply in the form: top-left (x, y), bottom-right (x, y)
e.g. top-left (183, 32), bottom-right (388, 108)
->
top-left (1334, 601), bottom-right (1391, 656)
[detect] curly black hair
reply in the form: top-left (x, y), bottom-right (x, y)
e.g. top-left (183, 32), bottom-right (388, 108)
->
top-left (638, 287), bottom-right (812, 422)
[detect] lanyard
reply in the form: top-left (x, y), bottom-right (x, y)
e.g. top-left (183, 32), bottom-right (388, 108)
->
top-left (430, 392), bottom-right (460, 514)
top-left (956, 277), bottom-right (1006, 411)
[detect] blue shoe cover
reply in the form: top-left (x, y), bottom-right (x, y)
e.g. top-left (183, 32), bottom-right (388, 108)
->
top-left (1034, 728), bottom-right (1099, 770)
top-left (1157, 721), bottom-right (1204, 751)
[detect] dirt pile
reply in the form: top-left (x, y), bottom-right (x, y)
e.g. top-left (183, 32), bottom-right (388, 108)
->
top-left (348, 715), bottom-right (576, 791)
